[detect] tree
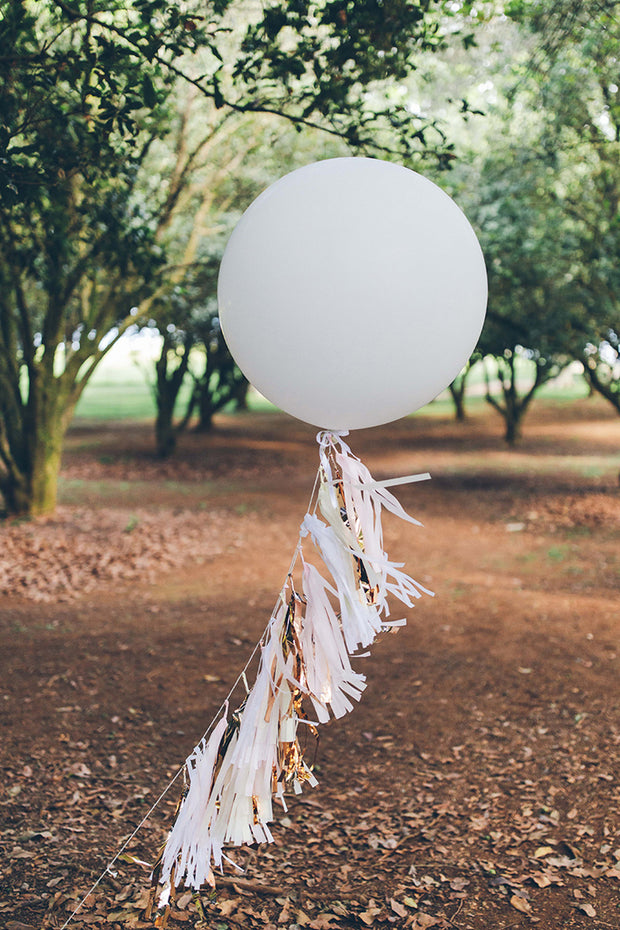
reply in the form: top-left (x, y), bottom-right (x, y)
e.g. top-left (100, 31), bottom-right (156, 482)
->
top-left (0, 1), bottom-right (217, 514)
top-left (448, 355), bottom-right (480, 421)
top-left (144, 111), bottom-right (258, 459)
top-left (152, 308), bottom-right (250, 458)
top-left (0, 0), bottom-right (475, 517)
top-left (463, 144), bottom-right (576, 443)
top-left (154, 326), bottom-right (196, 460)
top-left (504, 0), bottom-right (620, 412)
top-left (146, 104), bottom-right (350, 458)
top-left (150, 252), bottom-right (248, 458)
top-left (435, 0), bottom-right (619, 437)
top-left (583, 333), bottom-right (620, 413)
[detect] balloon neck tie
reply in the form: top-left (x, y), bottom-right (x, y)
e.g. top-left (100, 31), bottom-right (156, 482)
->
top-left (316, 429), bottom-right (349, 449)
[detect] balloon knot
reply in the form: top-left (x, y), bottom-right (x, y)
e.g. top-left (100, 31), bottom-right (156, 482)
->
top-left (316, 430), bottom-right (349, 448)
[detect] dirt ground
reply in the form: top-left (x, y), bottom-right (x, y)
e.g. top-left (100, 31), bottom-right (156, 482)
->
top-left (1, 398), bottom-right (619, 930)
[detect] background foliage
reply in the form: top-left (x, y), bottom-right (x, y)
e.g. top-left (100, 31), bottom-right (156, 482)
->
top-left (0, 0), bottom-right (618, 515)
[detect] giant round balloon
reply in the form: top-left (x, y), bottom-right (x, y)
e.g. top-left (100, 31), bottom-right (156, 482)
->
top-left (218, 157), bottom-right (487, 431)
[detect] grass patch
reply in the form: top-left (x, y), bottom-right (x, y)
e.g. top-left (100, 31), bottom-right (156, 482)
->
top-left (546, 545), bottom-right (571, 562)
top-left (73, 339), bottom-right (592, 423)
top-left (58, 476), bottom-right (230, 508)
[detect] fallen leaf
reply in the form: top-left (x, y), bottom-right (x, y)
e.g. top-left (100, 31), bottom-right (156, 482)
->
top-left (10, 847), bottom-right (35, 860)
top-left (510, 895), bottom-right (531, 914)
top-left (217, 899), bottom-right (238, 917)
top-left (390, 898), bottom-right (408, 918)
top-left (278, 898), bottom-right (292, 924)
top-left (308, 914), bottom-right (339, 929)
top-left (414, 915), bottom-right (440, 929)
top-left (533, 846), bottom-right (555, 859)
top-left (579, 903), bottom-right (596, 918)
top-left (450, 878), bottom-right (469, 891)
top-left (118, 853), bottom-right (152, 869)
top-left (546, 856), bottom-right (579, 869)
top-left (175, 890), bottom-right (193, 910)
top-left (67, 761), bottom-right (92, 777)
top-left (359, 907), bottom-right (382, 926)
top-left (106, 910), bottom-right (136, 922)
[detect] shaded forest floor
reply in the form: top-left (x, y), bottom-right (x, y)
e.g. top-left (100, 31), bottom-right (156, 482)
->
top-left (1, 398), bottom-right (620, 930)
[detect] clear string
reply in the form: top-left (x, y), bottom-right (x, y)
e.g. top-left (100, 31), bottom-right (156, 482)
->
top-left (58, 462), bottom-right (323, 930)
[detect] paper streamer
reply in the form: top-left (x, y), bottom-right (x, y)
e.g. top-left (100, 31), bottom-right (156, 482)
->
top-left (153, 431), bottom-right (432, 913)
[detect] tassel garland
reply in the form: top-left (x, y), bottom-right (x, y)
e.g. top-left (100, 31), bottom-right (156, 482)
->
top-left (153, 431), bottom-right (432, 908)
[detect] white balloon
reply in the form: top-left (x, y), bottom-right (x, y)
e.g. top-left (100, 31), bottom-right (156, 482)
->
top-left (218, 157), bottom-right (487, 431)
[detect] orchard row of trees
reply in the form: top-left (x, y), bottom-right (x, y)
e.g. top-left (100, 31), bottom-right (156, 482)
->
top-left (0, 0), bottom-right (618, 516)
top-left (454, 0), bottom-right (620, 442)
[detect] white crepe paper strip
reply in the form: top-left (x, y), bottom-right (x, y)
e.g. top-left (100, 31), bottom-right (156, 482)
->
top-left (298, 559), bottom-right (367, 722)
top-left (158, 714), bottom-right (229, 898)
top-left (341, 472), bottom-right (431, 490)
top-left (302, 432), bottom-right (434, 651)
top-left (325, 434), bottom-right (434, 602)
top-left (155, 429), bottom-right (431, 903)
top-left (201, 620), bottom-right (295, 844)
top-left (157, 600), bottom-right (317, 901)
top-left (301, 511), bottom-right (384, 652)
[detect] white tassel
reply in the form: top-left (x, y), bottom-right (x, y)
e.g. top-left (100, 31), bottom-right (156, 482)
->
top-left (157, 601), bottom-right (317, 894)
top-left (316, 432), bottom-right (434, 619)
top-left (194, 613), bottom-right (296, 856)
top-left (299, 559), bottom-right (367, 721)
top-left (158, 714), bottom-right (228, 897)
top-left (301, 512), bottom-right (384, 652)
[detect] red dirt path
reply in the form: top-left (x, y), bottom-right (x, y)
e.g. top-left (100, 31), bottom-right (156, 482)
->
top-left (1, 398), bottom-right (619, 930)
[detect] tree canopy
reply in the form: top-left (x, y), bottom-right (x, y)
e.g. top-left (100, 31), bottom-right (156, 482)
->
top-left (441, 0), bottom-right (620, 433)
top-left (0, 0), bottom-right (474, 516)
top-left (501, 0), bottom-right (620, 411)
top-left (1, 0), bottom-right (618, 515)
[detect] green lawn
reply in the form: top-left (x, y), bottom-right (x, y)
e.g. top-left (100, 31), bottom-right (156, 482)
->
top-left (74, 339), bottom-right (590, 422)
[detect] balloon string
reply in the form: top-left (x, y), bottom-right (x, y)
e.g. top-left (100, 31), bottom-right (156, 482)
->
top-left (58, 462), bottom-right (323, 929)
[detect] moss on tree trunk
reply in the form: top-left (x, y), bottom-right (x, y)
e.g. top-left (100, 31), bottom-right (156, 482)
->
top-left (0, 371), bottom-right (73, 517)
top-left (2, 434), bottom-right (64, 517)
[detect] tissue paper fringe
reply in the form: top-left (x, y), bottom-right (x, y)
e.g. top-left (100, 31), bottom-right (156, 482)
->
top-left (154, 431), bottom-right (432, 903)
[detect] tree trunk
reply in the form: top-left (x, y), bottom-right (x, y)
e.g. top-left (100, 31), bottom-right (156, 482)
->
top-left (583, 360), bottom-right (620, 414)
top-left (1, 409), bottom-right (67, 517)
top-left (233, 378), bottom-right (250, 411)
top-left (448, 381), bottom-right (467, 421)
top-left (29, 435), bottom-right (64, 515)
top-left (154, 333), bottom-right (194, 458)
top-left (195, 386), bottom-right (215, 432)
top-left (483, 354), bottom-right (524, 446)
top-left (0, 473), bottom-right (30, 518)
top-left (448, 363), bottom-right (473, 421)
top-left (155, 405), bottom-right (178, 458)
top-left (503, 411), bottom-right (522, 446)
